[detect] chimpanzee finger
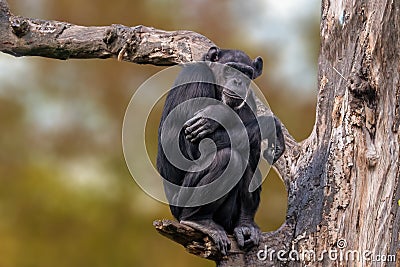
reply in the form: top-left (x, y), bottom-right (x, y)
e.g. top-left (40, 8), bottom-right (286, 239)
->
top-left (184, 115), bottom-right (206, 129)
top-left (243, 227), bottom-right (260, 247)
top-left (225, 238), bottom-right (232, 251)
top-left (234, 228), bottom-right (245, 248)
top-left (220, 233), bottom-right (230, 255)
top-left (217, 235), bottom-right (229, 255)
top-left (184, 119), bottom-right (206, 134)
top-left (242, 227), bottom-right (251, 237)
top-left (183, 116), bottom-right (199, 128)
top-left (217, 238), bottom-right (226, 255)
top-left (186, 128), bottom-right (209, 141)
top-left (187, 128), bottom-right (206, 141)
top-left (190, 129), bottom-right (212, 142)
top-left (189, 125), bottom-right (208, 137)
top-left (250, 227), bottom-right (260, 246)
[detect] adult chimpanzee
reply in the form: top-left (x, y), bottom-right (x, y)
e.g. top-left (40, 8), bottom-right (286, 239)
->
top-left (157, 47), bottom-right (285, 254)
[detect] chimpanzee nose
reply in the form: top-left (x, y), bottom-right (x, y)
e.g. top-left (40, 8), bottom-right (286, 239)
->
top-left (233, 78), bottom-right (242, 86)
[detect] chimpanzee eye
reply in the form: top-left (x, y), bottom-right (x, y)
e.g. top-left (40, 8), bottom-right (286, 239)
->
top-left (224, 66), bottom-right (235, 76)
top-left (242, 69), bottom-right (254, 79)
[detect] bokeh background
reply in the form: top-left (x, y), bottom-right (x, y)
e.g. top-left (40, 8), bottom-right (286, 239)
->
top-left (0, 0), bottom-right (319, 266)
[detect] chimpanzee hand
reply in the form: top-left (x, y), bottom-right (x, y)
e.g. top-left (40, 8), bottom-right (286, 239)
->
top-left (258, 115), bottom-right (286, 164)
top-left (183, 104), bottom-right (232, 143)
top-left (260, 116), bottom-right (285, 164)
top-left (183, 113), bottom-right (219, 143)
top-left (234, 221), bottom-right (261, 249)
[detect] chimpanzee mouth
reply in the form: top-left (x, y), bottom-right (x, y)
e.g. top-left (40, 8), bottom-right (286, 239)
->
top-left (223, 90), bottom-right (242, 99)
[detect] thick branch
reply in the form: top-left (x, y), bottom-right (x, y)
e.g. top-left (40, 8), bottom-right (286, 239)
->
top-left (153, 219), bottom-right (236, 261)
top-left (0, 0), bottom-right (214, 64)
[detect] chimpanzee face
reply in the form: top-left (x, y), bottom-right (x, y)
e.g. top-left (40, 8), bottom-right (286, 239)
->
top-left (215, 64), bottom-right (252, 108)
top-left (204, 47), bottom-right (263, 109)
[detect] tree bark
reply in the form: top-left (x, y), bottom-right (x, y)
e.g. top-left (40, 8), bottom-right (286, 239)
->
top-left (1, 0), bottom-right (399, 266)
top-left (0, 1), bottom-right (214, 64)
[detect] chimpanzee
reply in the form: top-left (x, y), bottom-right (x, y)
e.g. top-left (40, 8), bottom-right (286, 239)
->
top-left (157, 47), bottom-right (285, 255)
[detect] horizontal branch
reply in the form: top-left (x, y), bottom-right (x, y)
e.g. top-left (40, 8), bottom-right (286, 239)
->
top-left (0, 0), bottom-right (214, 64)
top-left (153, 219), bottom-right (239, 261)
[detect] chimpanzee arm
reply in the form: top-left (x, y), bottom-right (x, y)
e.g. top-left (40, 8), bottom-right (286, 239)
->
top-left (184, 105), bottom-right (285, 163)
top-left (183, 104), bottom-right (234, 142)
top-left (259, 116), bottom-right (285, 164)
top-left (247, 115), bottom-right (286, 164)
top-left (271, 116), bottom-right (285, 162)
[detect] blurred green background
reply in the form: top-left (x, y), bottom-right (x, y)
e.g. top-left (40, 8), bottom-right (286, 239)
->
top-left (0, 0), bottom-right (319, 266)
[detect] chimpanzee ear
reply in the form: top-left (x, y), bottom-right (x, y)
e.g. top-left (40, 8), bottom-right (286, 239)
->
top-left (253, 56), bottom-right (263, 79)
top-left (205, 46), bottom-right (220, 62)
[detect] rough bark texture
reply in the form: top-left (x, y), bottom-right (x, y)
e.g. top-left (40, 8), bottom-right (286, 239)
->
top-left (1, 0), bottom-right (399, 266)
top-left (0, 1), bottom-right (214, 64)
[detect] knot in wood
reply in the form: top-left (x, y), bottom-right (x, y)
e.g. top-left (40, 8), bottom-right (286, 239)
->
top-left (103, 26), bottom-right (118, 45)
top-left (10, 16), bottom-right (29, 37)
top-left (348, 75), bottom-right (368, 97)
top-left (347, 74), bottom-right (376, 103)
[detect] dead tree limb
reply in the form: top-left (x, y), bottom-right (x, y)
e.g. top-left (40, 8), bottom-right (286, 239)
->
top-left (0, 0), bottom-right (214, 64)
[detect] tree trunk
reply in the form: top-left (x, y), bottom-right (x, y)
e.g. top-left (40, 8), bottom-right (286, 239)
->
top-left (1, 0), bottom-right (399, 266)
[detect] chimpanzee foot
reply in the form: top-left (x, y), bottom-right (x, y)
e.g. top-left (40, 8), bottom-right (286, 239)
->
top-left (234, 222), bottom-right (261, 249)
top-left (180, 219), bottom-right (231, 255)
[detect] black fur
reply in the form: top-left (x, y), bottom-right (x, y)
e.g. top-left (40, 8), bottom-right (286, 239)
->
top-left (156, 47), bottom-right (285, 253)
